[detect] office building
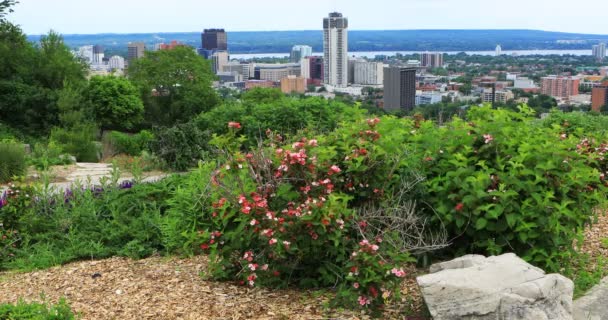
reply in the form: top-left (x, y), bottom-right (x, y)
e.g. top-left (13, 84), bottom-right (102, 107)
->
top-left (92, 45), bottom-right (104, 64)
top-left (280, 75), bottom-right (307, 94)
top-left (323, 12), bottom-right (348, 87)
top-left (77, 45), bottom-right (94, 64)
top-left (202, 29), bottom-right (227, 51)
top-left (221, 62), bottom-right (251, 81)
top-left (301, 56), bottom-right (323, 84)
top-left (415, 92), bottom-right (442, 105)
top-left (591, 81), bottom-right (608, 112)
top-left (540, 76), bottom-right (580, 99)
top-left (217, 72), bottom-right (243, 83)
top-left (108, 55), bottom-right (125, 70)
top-left (127, 42), bottom-right (146, 63)
top-left (290, 45), bottom-right (313, 63)
top-left (482, 88), bottom-right (514, 104)
top-left (383, 66), bottom-right (417, 112)
top-left (253, 63), bottom-right (300, 82)
top-left (354, 61), bottom-right (384, 85)
top-left (495, 44), bottom-right (502, 56)
top-left (421, 52), bottom-right (444, 68)
top-left (211, 51), bottom-right (229, 74)
top-left (592, 43), bottom-right (606, 61)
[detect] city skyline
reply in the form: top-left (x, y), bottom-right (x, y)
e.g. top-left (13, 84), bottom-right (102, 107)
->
top-left (8, 0), bottom-right (608, 35)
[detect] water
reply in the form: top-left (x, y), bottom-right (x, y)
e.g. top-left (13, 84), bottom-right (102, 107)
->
top-left (230, 49), bottom-right (592, 60)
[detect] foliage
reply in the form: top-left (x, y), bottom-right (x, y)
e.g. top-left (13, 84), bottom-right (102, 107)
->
top-left (0, 141), bottom-right (26, 183)
top-left (49, 124), bottom-right (99, 163)
top-left (0, 298), bottom-right (76, 320)
top-left (150, 122), bottom-right (209, 171)
top-left (28, 141), bottom-right (74, 171)
top-left (414, 105), bottom-right (606, 271)
top-left (86, 76), bottom-right (144, 131)
top-left (108, 130), bottom-right (153, 156)
top-left (128, 46), bottom-right (218, 127)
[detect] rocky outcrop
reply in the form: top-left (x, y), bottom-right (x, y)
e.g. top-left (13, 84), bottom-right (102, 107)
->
top-left (573, 277), bottom-right (608, 320)
top-left (417, 253), bottom-right (573, 320)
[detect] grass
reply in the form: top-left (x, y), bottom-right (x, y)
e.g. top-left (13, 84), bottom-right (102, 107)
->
top-left (0, 298), bottom-right (77, 319)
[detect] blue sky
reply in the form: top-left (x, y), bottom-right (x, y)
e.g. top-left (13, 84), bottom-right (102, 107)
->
top-left (9, 0), bottom-right (608, 35)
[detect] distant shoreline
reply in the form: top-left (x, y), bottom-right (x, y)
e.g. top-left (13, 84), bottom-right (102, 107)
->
top-left (231, 49), bottom-right (593, 59)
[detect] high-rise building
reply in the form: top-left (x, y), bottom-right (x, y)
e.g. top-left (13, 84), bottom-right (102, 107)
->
top-left (540, 76), bottom-right (580, 99)
top-left (202, 29), bottom-right (227, 51)
top-left (383, 66), bottom-right (417, 112)
top-left (92, 45), bottom-right (104, 64)
top-left (482, 88), bottom-right (514, 104)
top-left (421, 52), bottom-right (444, 68)
top-left (108, 56), bottom-right (125, 70)
top-left (301, 56), bottom-right (323, 84)
top-left (254, 63), bottom-right (301, 82)
top-left (127, 42), bottom-right (146, 64)
top-left (323, 12), bottom-right (348, 87)
top-left (591, 81), bottom-right (608, 112)
top-left (290, 45), bottom-right (313, 63)
top-left (495, 45), bottom-right (502, 56)
top-left (354, 61), bottom-right (384, 85)
top-left (592, 43), bottom-right (606, 61)
top-left (221, 62), bottom-right (251, 81)
top-left (211, 51), bottom-right (229, 74)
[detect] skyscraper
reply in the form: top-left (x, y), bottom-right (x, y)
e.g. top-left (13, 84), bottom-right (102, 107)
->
top-left (592, 43), bottom-right (606, 61)
top-left (290, 45), bottom-right (313, 63)
top-left (383, 66), bottom-right (416, 112)
top-left (421, 52), bottom-right (444, 68)
top-left (495, 44), bottom-right (502, 56)
top-left (92, 45), bottom-right (104, 65)
top-left (323, 12), bottom-right (348, 87)
top-left (591, 81), bottom-right (608, 112)
top-left (127, 42), bottom-right (146, 64)
top-left (202, 29), bottom-right (227, 51)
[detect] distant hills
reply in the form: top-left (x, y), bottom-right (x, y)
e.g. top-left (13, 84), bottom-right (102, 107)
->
top-left (27, 29), bottom-right (608, 54)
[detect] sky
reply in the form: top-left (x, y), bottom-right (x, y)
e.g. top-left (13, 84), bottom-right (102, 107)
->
top-left (8, 0), bottom-right (608, 35)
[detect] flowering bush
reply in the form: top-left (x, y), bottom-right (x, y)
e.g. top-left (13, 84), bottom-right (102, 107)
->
top-left (196, 119), bottom-right (415, 313)
top-left (413, 106), bottom-right (606, 271)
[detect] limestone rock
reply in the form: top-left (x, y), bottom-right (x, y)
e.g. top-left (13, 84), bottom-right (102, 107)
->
top-left (573, 276), bottom-right (608, 320)
top-left (417, 253), bottom-right (573, 320)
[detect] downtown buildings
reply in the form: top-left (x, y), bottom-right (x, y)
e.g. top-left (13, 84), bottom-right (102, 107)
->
top-left (591, 81), bottom-right (608, 112)
top-left (290, 45), bottom-right (313, 63)
top-left (421, 52), bottom-right (444, 68)
top-left (540, 75), bottom-right (580, 99)
top-left (383, 66), bottom-right (417, 112)
top-left (323, 12), bottom-right (348, 87)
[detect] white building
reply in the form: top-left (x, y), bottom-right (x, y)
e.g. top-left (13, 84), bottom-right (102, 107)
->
top-left (592, 43), bottom-right (606, 61)
top-left (416, 92), bottom-right (443, 105)
top-left (108, 56), bottom-right (125, 70)
top-left (290, 45), bottom-right (313, 63)
top-left (323, 12), bottom-right (348, 87)
top-left (221, 61), bottom-right (251, 81)
top-left (353, 61), bottom-right (384, 85)
top-left (211, 51), bottom-right (229, 74)
top-left (495, 44), bottom-right (502, 56)
top-left (513, 77), bottom-right (537, 90)
top-left (301, 58), bottom-right (311, 79)
top-left (255, 63), bottom-right (301, 82)
top-left (77, 45), bottom-right (94, 64)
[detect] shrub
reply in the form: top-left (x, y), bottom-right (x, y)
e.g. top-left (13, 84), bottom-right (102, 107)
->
top-left (109, 130), bottom-right (154, 156)
top-left (0, 298), bottom-right (76, 319)
top-left (414, 106), bottom-right (606, 271)
top-left (28, 141), bottom-right (74, 170)
top-left (49, 125), bottom-right (99, 162)
top-left (190, 121), bottom-right (416, 314)
top-left (150, 122), bottom-right (210, 171)
top-left (0, 141), bottom-right (26, 183)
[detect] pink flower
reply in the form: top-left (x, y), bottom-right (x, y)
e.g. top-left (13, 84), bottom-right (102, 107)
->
top-left (353, 282), bottom-right (360, 289)
top-left (269, 238), bottom-right (278, 245)
top-left (228, 122), bottom-right (241, 129)
top-left (358, 296), bottom-right (370, 306)
top-left (262, 229), bottom-right (274, 237)
top-left (282, 240), bottom-right (291, 247)
top-left (359, 239), bottom-right (370, 246)
top-left (248, 263), bottom-right (258, 271)
top-left (243, 251), bottom-right (254, 261)
top-left (308, 139), bottom-right (318, 147)
top-left (261, 264), bottom-right (269, 271)
top-left (483, 134), bottom-right (494, 144)
top-left (391, 268), bottom-right (406, 278)
top-left (371, 245), bottom-right (379, 251)
top-left (329, 165), bottom-right (341, 174)
top-left (250, 219), bottom-right (259, 226)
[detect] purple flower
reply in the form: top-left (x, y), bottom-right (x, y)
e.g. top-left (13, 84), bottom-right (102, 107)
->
top-left (119, 180), bottom-right (134, 189)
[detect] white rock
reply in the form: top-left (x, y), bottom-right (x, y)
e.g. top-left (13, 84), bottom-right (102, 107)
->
top-left (417, 253), bottom-right (573, 320)
top-left (573, 277), bottom-right (608, 320)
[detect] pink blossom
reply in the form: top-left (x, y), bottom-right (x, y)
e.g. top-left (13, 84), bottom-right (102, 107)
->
top-left (391, 268), bottom-right (407, 278)
top-left (358, 296), bottom-right (370, 306)
top-left (308, 139), bottom-right (318, 147)
top-left (353, 282), bottom-right (360, 289)
top-left (250, 219), bottom-right (259, 226)
top-left (329, 165), bottom-right (341, 174)
top-left (228, 122), bottom-right (241, 129)
top-left (282, 240), bottom-right (291, 247)
top-left (261, 264), bottom-right (269, 271)
top-left (359, 239), bottom-right (370, 246)
top-left (483, 134), bottom-right (494, 144)
top-left (248, 263), bottom-right (258, 271)
top-left (269, 238), bottom-right (278, 245)
top-left (371, 245), bottom-right (379, 251)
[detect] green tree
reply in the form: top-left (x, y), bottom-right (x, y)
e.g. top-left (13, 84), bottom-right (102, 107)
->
top-left (128, 46), bottom-right (218, 126)
top-left (241, 87), bottom-right (284, 105)
top-left (0, 0), bottom-right (17, 21)
top-left (86, 76), bottom-right (144, 131)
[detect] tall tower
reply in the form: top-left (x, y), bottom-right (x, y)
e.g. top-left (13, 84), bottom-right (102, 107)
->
top-left (323, 12), bottom-right (348, 87)
top-left (383, 66), bottom-right (416, 112)
top-left (202, 29), bottom-right (227, 51)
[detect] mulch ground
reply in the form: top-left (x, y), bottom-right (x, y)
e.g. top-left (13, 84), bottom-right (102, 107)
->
top-left (0, 255), bottom-right (425, 320)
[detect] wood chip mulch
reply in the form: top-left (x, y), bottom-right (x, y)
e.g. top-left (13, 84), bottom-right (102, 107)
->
top-left (0, 255), bottom-right (426, 319)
